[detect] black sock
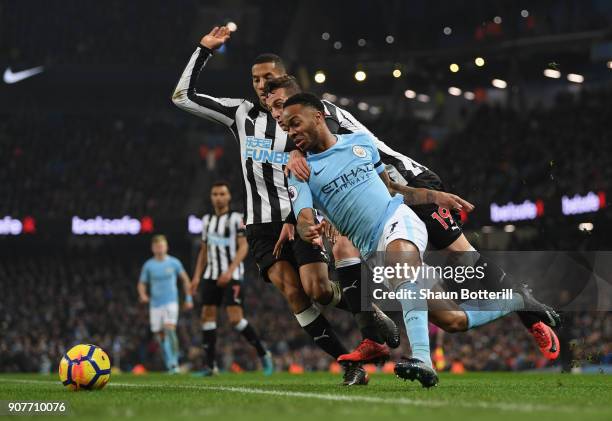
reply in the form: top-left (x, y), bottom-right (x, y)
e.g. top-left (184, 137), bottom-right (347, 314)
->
top-left (476, 255), bottom-right (516, 291)
top-left (201, 324), bottom-right (217, 369)
top-left (476, 255), bottom-right (535, 329)
top-left (236, 319), bottom-right (267, 357)
top-left (336, 261), bottom-right (366, 313)
top-left (296, 306), bottom-right (348, 359)
top-left (336, 261), bottom-right (383, 343)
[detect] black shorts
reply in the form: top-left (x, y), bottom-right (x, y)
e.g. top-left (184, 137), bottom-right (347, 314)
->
top-left (407, 170), bottom-right (463, 250)
top-left (246, 222), bottom-right (328, 282)
top-left (201, 279), bottom-right (244, 307)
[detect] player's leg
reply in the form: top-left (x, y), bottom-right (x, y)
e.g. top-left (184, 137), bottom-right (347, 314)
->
top-left (247, 223), bottom-right (363, 385)
top-left (150, 305), bottom-right (172, 371)
top-left (266, 260), bottom-right (349, 360)
top-left (298, 262), bottom-right (343, 307)
top-left (223, 282), bottom-right (273, 375)
top-left (290, 236), bottom-right (369, 385)
top-left (162, 302), bottom-right (180, 373)
top-left (410, 170), bottom-right (560, 359)
top-left (199, 279), bottom-right (223, 374)
top-left (333, 236), bottom-right (399, 348)
top-left (332, 236), bottom-right (399, 366)
top-left (374, 204), bottom-right (438, 387)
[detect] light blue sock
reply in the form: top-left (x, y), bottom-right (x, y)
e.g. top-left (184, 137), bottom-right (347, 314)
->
top-left (162, 333), bottom-right (174, 369)
top-left (165, 329), bottom-right (179, 368)
top-left (397, 281), bottom-right (432, 367)
top-left (460, 295), bottom-right (524, 329)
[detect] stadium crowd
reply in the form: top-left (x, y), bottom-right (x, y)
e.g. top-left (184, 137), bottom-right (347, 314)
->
top-left (2, 88), bottom-right (610, 219)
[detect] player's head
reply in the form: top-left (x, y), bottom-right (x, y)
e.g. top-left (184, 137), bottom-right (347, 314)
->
top-left (282, 93), bottom-right (327, 151)
top-left (151, 234), bottom-right (168, 257)
top-left (263, 75), bottom-right (302, 124)
top-left (252, 54), bottom-right (287, 108)
top-left (210, 180), bottom-right (231, 212)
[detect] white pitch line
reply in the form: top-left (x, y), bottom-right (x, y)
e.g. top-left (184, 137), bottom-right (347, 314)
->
top-left (0, 378), bottom-right (583, 413)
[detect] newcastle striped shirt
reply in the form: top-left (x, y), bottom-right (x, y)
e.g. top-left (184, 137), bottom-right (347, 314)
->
top-left (173, 46), bottom-right (294, 226)
top-left (201, 211), bottom-right (245, 281)
top-left (322, 100), bottom-right (428, 184)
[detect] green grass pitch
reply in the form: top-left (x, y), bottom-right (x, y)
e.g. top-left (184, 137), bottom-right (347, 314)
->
top-left (1, 372), bottom-right (611, 421)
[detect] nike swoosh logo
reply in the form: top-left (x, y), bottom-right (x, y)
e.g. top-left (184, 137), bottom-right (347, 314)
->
top-left (3, 66), bottom-right (44, 84)
top-left (313, 167), bottom-right (326, 176)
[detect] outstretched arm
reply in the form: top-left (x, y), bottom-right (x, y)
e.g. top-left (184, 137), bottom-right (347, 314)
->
top-left (172, 26), bottom-right (245, 127)
top-left (389, 179), bottom-right (474, 212)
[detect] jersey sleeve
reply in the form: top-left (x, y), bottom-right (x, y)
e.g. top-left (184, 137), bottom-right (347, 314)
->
top-left (288, 174), bottom-right (314, 218)
top-left (201, 215), bottom-right (209, 242)
top-left (233, 213), bottom-right (246, 237)
top-left (173, 257), bottom-right (186, 274)
top-left (139, 262), bottom-right (149, 283)
top-left (363, 133), bottom-right (384, 174)
top-left (172, 46), bottom-right (246, 128)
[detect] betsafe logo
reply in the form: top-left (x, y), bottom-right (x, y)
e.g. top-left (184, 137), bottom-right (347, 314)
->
top-left (71, 216), bottom-right (154, 235)
top-left (0, 216), bottom-right (36, 235)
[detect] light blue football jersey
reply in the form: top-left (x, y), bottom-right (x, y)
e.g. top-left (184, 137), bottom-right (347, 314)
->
top-left (288, 132), bottom-right (403, 258)
top-left (139, 256), bottom-right (185, 307)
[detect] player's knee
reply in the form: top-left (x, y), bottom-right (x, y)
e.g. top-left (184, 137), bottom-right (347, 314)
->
top-left (226, 307), bottom-right (243, 326)
top-left (301, 276), bottom-right (330, 303)
top-left (332, 236), bottom-right (360, 261)
top-left (201, 306), bottom-right (217, 322)
top-left (442, 312), bottom-right (468, 333)
top-left (285, 286), bottom-right (310, 312)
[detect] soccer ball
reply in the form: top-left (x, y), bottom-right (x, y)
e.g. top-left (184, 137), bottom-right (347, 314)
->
top-left (58, 344), bottom-right (111, 391)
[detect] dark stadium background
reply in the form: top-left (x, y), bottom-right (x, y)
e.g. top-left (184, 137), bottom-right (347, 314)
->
top-left (1, 0), bottom-right (610, 374)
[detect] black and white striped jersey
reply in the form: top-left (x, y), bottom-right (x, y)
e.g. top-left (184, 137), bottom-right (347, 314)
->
top-left (322, 100), bottom-right (428, 184)
top-left (173, 46), bottom-right (295, 226)
top-left (201, 211), bottom-right (245, 281)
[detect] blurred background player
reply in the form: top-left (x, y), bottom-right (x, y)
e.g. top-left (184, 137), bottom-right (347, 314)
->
top-left (191, 181), bottom-right (273, 376)
top-left (137, 235), bottom-right (193, 374)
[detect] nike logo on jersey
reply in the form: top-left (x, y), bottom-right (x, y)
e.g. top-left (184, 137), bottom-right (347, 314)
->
top-left (313, 167), bottom-right (326, 176)
top-left (3, 66), bottom-right (44, 84)
top-left (313, 329), bottom-right (330, 342)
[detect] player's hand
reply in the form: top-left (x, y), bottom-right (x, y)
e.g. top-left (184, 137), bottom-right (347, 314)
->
top-left (139, 294), bottom-right (149, 304)
top-left (273, 223), bottom-right (295, 258)
top-left (285, 150), bottom-right (310, 180)
top-left (321, 219), bottom-right (339, 244)
top-left (190, 279), bottom-right (200, 295)
top-left (183, 301), bottom-right (194, 311)
top-left (216, 271), bottom-right (232, 287)
top-left (303, 222), bottom-right (324, 244)
top-left (200, 26), bottom-right (232, 51)
top-left (433, 191), bottom-right (475, 212)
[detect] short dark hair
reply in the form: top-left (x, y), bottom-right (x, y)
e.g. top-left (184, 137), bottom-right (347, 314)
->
top-left (253, 53), bottom-right (286, 72)
top-left (211, 180), bottom-right (231, 192)
top-left (283, 92), bottom-right (325, 113)
top-left (264, 75), bottom-right (302, 97)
